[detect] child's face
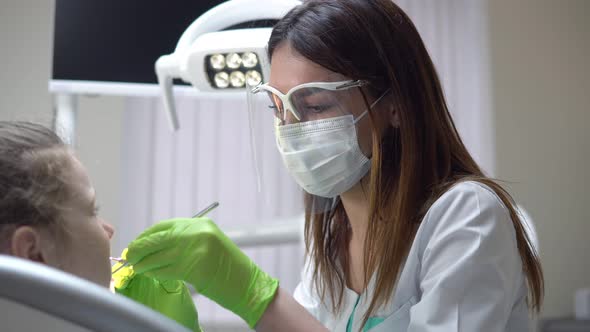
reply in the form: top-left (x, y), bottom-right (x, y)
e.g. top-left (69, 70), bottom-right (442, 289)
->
top-left (44, 155), bottom-right (114, 287)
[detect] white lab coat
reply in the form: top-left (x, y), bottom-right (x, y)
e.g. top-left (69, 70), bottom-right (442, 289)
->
top-left (294, 181), bottom-right (530, 331)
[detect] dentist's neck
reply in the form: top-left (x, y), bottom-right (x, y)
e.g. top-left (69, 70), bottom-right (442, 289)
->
top-left (340, 176), bottom-right (371, 243)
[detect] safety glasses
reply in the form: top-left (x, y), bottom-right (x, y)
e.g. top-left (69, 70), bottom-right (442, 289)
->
top-left (250, 80), bottom-right (367, 125)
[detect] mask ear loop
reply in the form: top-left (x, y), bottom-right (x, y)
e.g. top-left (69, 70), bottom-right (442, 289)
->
top-left (353, 89), bottom-right (391, 125)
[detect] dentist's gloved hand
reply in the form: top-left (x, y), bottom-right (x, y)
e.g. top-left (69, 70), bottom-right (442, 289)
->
top-left (125, 218), bottom-right (279, 329)
top-left (113, 249), bottom-right (202, 332)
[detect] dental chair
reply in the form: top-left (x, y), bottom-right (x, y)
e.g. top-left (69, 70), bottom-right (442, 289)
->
top-left (0, 255), bottom-right (191, 332)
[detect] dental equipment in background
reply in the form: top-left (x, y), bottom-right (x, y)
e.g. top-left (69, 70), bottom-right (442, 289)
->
top-left (155, 0), bottom-right (300, 130)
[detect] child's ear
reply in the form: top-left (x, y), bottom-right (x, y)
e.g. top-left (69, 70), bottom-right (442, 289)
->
top-left (11, 226), bottom-right (44, 263)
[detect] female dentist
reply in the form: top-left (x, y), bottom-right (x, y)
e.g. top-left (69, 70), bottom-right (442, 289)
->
top-left (117, 1), bottom-right (544, 331)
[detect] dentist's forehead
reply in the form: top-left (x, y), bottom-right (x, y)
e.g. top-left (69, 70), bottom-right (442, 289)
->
top-left (269, 42), bottom-right (347, 95)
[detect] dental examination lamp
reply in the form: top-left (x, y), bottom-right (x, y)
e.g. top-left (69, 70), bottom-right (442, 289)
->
top-left (155, 0), bottom-right (300, 130)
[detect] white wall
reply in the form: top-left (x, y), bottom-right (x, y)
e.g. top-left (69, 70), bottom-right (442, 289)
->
top-left (0, 0), bottom-right (125, 242)
top-left (488, 0), bottom-right (590, 320)
top-left (0, 0), bottom-right (53, 125)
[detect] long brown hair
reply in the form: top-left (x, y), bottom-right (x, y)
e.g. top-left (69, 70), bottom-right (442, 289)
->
top-left (268, 0), bottom-right (543, 327)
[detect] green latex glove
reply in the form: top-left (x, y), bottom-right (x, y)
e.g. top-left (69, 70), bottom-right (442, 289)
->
top-left (125, 218), bottom-right (279, 329)
top-left (113, 249), bottom-right (202, 332)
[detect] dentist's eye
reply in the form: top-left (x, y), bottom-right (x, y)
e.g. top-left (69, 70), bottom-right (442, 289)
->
top-left (306, 104), bottom-right (332, 113)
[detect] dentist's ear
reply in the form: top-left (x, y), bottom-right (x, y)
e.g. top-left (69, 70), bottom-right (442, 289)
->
top-left (11, 226), bottom-right (44, 263)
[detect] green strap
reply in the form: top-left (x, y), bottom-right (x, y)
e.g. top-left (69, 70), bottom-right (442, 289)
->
top-left (363, 317), bottom-right (386, 331)
top-left (346, 296), bottom-right (386, 332)
top-left (346, 297), bottom-right (361, 332)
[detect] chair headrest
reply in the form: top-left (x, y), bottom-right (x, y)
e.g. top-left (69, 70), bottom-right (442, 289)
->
top-left (0, 255), bottom-right (191, 332)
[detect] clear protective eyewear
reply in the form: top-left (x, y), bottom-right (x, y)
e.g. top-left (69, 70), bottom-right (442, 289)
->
top-left (249, 80), bottom-right (367, 125)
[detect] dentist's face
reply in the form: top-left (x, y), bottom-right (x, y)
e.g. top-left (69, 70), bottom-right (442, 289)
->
top-left (269, 42), bottom-right (391, 157)
top-left (44, 155), bottom-right (114, 287)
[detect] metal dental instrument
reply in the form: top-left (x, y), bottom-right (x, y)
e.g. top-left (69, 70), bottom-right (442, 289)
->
top-left (111, 201), bottom-right (220, 275)
top-left (192, 201), bottom-right (219, 218)
top-left (110, 257), bottom-right (129, 274)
